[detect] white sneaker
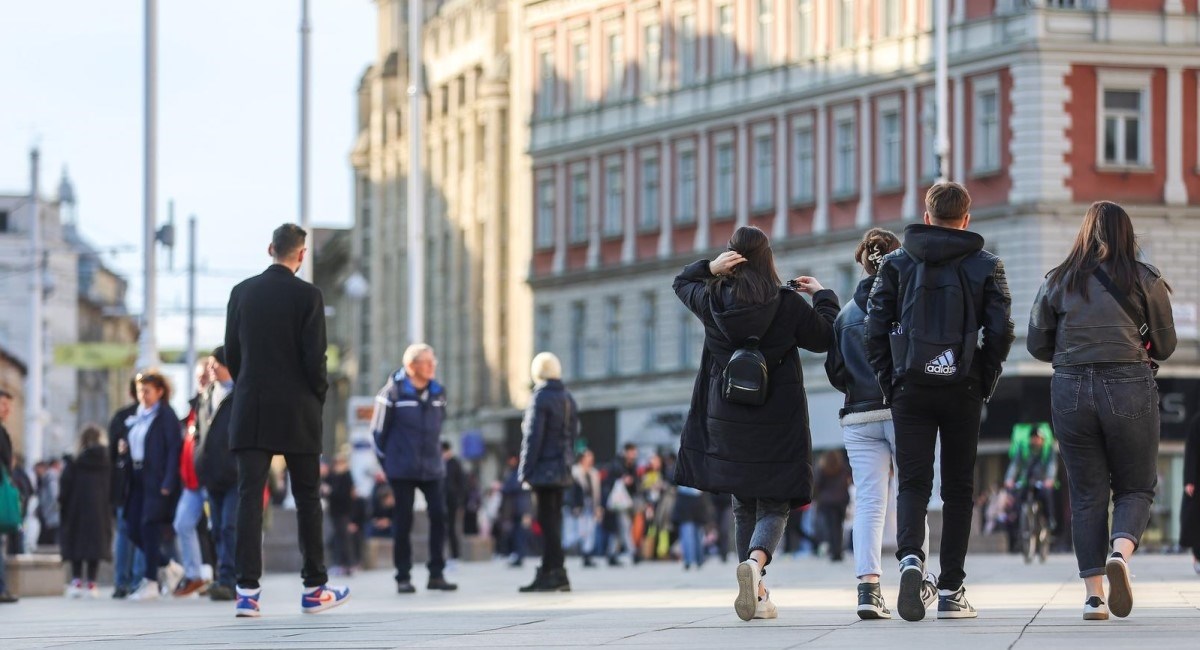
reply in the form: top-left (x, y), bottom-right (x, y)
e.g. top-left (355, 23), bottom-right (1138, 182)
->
top-left (65, 579), bottom-right (84, 599)
top-left (1105, 552), bottom-right (1133, 618)
top-left (753, 587), bottom-right (778, 620)
top-left (734, 559), bottom-right (761, 622)
top-left (159, 560), bottom-right (185, 594)
top-left (128, 580), bottom-right (161, 601)
top-left (1083, 595), bottom-right (1109, 621)
top-left (86, 582), bottom-right (101, 599)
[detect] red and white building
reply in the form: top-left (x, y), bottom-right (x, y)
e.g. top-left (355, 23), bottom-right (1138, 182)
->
top-left (511, 0), bottom-right (1200, 536)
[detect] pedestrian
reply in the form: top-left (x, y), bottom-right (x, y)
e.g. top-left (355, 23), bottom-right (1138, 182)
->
top-left (36, 458), bottom-right (62, 546)
top-left (825, 227), bottom-right (928, 619)
top-left (0, 389), bottom-right (18, 603)
top-left (603, 444), bottom-right (640, 566)
top-left (1182, 419), bottom-right (1200, 575)
top-left (500, 456), bottom-right (531, 566)
top-left (673, 485), bottom-right (709, 571)
top-left (865, 181), bottom-right (1015, 622)
top-left (172, 360), bottom-right (212, 598)
top-left (367, 473), bottom-right (395, 538)
top-left (224, 223), bottom-right (350, 617)
top-left (121, 370), bottom-right (183, 602)
top-left (673, 224), bottom-right (839, 621)
top-left (442, 441), bottom-right (467, 563)
top-left (324, 453), bottom-right (357, 575)
top-left (370, 343), bottom-right (458, 594)
top-left (1027, 200), bottom-right (1176, 620)
top-left (193, 346), bottom-right (239, 602)
top-left (570, 449), bottom-right (602, 568)
top-left (107, 379), bottom-right (145, 599)
top-left (814, 451), bottom-right (851, 563)
top-left (59, 424), bottom-right (113, 599)
top-left (516, 352), bottom-right (579, 593)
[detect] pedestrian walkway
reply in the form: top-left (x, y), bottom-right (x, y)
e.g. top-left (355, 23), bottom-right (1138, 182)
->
top-left (3, 554), bottom-right (1199, 648)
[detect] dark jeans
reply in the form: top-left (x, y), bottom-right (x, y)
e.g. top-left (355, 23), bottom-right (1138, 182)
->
top-left (817, 504), bottom-right (847, 561)
top-left (390, 479), bottom-right (447, 582)
top-left (892, 379), bottom-right (983, 591)
top-left (732, 496), bottom-right (790, 565)
top-left (534, 488), bottom-right (564, 570)
top-left (125, 468), bottom-right (165, 583)
top-left (207, 488), bottom-right (237, 588)
top-left (1051, 363), bottom-right (1159, 578)
top-left (235, 450), bottom-right (327, 589)
top-left (446, 502), bottom-right (462, 560)
top-left (329, 515), bottom-right (356, 568)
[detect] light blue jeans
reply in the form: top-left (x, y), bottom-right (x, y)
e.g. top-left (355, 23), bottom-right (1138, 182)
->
top-left (113, 506), bottom-right (146, 590)
top-left (678, 521), bottom-right (703, 567)
top-left (843, 419), bottom-right (928, 579)
top-left (173, 488), bottom-right (206, 580)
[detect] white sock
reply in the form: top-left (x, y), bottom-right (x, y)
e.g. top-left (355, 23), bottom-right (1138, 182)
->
top-left (303, 586), bottom-right (321, 595)
top-left (938, 589), bottom-right (957, 597)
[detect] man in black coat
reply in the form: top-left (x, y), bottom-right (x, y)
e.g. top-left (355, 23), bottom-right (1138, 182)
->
top-left (224, 223), bottom-right (348, 617)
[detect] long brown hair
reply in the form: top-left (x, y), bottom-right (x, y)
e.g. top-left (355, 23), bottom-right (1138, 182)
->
top-left (1047, 201), bottom-right (1147, 299)
top-left (855, 228), bottom-right (901, 276)
top-left (77, 424), bottom-right (106, 454)
top-left (718, 226), bottom-right (781, 306)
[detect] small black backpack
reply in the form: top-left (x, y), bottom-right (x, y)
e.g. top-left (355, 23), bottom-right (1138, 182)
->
top-left (723, 300), bottom-right (780, 406)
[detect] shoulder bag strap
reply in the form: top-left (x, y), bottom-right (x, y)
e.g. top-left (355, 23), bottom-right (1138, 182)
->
top-left (1093, 267), bottom-right (1151, 346)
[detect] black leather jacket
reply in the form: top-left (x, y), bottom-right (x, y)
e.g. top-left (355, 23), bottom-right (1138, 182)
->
top-left (865, 224), bottom-right (1016, 402)
top-left (518, 379), bottom-right (579, 488)
top-left (1027, 262), bottom-right (1176, 367)
top-left (825, 276), bottom-right (889, 420)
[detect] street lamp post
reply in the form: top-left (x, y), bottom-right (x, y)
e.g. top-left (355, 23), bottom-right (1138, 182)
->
top-left (138, 0), bottom-right (160, 370)
top-left (299, 0), bottom-right (312, 282)
top-left (26, 148), bottom-right (43, 471)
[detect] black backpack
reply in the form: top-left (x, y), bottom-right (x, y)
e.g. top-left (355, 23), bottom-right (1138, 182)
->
top-left (723, 300), bottom-right (780, 406)
top-left (891, 253), bottom-right (978, 386)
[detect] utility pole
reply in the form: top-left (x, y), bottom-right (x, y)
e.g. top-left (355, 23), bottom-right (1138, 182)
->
top-left (407, 0), bottom-right (425, 343)
top-left (298, 0), bottom-right (312, 282)
top-left (184, 214), bottom-right (197, 399)
top-left (935, 0), bottom-right (950, 182)
top-left (26, 147), bottom-right (43, 471)
top-left (138, 0), bottom-right (160, 370)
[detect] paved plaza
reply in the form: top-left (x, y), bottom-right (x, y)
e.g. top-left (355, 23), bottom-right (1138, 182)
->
top-left (4, 553), bottom-right (1200, 649)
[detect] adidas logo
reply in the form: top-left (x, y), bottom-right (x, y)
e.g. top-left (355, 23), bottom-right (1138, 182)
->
top-left (925, 349), bottom-right (957, 376)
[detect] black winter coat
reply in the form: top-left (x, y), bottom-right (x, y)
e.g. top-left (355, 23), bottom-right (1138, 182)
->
top-left (123, 403), bottom-right (182, 524)
top-left (194, 385), bottom-right (237, 493)
top-left (673, 260), bottom-right (839, 507)
top-left (107, 402), bottom-right (137, 509)
top-left (1181, 420), bottom-right (1200, 548)
top-left (59, 445), bottom-right (113, 562)
top-left (225, 264), bottom-right (328, 454)
top-left (519, 380), bottom-right (579, 488)
top-left (825, 276), bottom-right (890, 419)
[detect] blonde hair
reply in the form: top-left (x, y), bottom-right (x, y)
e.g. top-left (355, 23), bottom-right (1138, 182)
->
top-left (403, 343), bottom-right (435, 368)
top-left (531, 352), bottom-right (563, 383)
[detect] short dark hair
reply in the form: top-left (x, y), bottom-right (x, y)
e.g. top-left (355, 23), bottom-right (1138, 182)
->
top-left (441, 441), bottom-right (452, 452)
top-left (272, 223), bottom-right (308, 260)
top-left (624, 442), bottom-right (638, 452)
top-left (925, 182), bottom-right (972, 225)
top-left (0, 389), bottom-right (12, 400)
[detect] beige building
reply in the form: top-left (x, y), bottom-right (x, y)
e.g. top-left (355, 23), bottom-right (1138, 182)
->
top-left (351, 0), bottom-right (531, 450)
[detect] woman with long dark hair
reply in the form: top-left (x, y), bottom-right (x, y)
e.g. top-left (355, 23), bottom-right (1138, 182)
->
top-left (1028, 201), bottom-right (1176, 620)
top-left (674, 225), bottom-right (839, 621)
top-left (120, 371), bottom-right (182, 601)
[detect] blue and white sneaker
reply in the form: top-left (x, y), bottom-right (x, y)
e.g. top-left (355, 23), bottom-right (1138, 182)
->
top-left (301, 584), bottom-right (350, 614)
top-left (235, 586), bottom-right (261, 618)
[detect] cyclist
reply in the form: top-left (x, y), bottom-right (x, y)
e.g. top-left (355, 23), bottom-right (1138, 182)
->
top-left (1004, 425), bottom-right (1058, 534)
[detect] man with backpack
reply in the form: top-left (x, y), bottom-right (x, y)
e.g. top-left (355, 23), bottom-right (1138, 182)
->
top-left (865, 181), bottom-right (1015, 622)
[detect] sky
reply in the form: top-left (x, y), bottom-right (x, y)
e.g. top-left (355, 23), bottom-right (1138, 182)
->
top-left (0, 1), bottom-right (376, 355)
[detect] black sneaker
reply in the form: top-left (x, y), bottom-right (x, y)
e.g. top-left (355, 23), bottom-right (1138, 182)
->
top-left (937, 586), bottom-right (978, 619)
top-left (1083, 595), bottom-right (1109, 620)
top-left (1105, 551), bottom-right (1133, 618)
top-left (396, 581), bottom-right (416, 594)
top-left (427, 577), bottom-right (458, 591)
top-left (856, 582), bottom-right (892, 620)
top-left (896, 555), bottom-right (927, 622)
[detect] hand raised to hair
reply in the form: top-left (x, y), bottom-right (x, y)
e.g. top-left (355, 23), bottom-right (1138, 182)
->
top-left (708, 251), bottom-right (746, 276)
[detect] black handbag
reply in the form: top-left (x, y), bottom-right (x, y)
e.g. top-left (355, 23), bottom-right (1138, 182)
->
top-left (1093, 267), bottom-right (1158, 375)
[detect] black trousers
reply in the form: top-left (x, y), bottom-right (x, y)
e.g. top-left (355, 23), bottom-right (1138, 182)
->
top-left (446, 501), bottom-right (462, 560)
top-left (892, 380), bottom-right (983, 592)
top-left (390, 479), bottom-right (447, 582)
top-left (817, 505), bottom-right (847, 561)
top-left (535, 487), bottom-right (565, 571)
top-left (125, 468), bottom-right (165, 583)
top-left (235, 450), bottom-right (327, 589)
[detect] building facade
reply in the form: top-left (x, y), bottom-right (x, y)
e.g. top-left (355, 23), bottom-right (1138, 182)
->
top-left (516, 0), bottom-right (1200, 538)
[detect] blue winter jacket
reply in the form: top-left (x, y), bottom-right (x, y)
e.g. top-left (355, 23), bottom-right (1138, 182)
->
top-left (371, 371), bottom-right (447, 481)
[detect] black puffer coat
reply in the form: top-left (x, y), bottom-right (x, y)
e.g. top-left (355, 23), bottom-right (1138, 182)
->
top-left (518, 379), bottom-right (579, 488)
top-left (672, 260), bottom-right (839, 507)
top-left (59, 445), bottom-right (113, 562)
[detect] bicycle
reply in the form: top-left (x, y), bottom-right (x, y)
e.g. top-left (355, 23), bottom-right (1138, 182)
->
top-left (1017, 483), bottom-right (1050, 564)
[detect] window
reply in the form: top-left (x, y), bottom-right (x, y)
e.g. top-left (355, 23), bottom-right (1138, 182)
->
top-left (676, 148), bottom-right (697, 224)
top-left (642, 293), bottom-right (657, 373)
top-left (833, 113), bottom-right (858, 196)
top-left (536, 178), bottom-right (556, 249)
top-left (603, 159), bottom-right (624, 237)
top-left (791, 124), bottom-right (814, 204)
top-left (571, 41), bottom-right (589, 110)
top-left (679, 312), bottom-right (695, 368)
top-left (1102, 89), bottom-right (1146, 166)
top-left (606, 32), bottom-right (624, 101)
top-left (537, 49), bottom-right (556, 116)
top-left (642, 22), bottom-right (661, 94)
top-left (752, 132), bottom-right (775, 211)
top-left (678, 14), bottom-right (697, 86)
top-left (605, 297), bottom-right (620, 376)
top-left (570, 302), bottom-right (586, 379)
top-left (570, 169), bottom-right (589, 244)
top-left (921, 87), bottom-right (938, 180)
top-left (795, 0), bottom-right (813, 58)
top-left (714, 141), bottom-right (735, 217)
top-left (882, 0), bottom-right (900, 37)
top-left (536, 305), bottom-right (553, 353)
top-left (973, 85), bottom-right (1000, 172)
top-left (715, 4), bottom-right (735, 77)
top-left (640, 155), bottom-right (661, 231)
top-left (755, 0), bottom-right (774, 67)
top-left (878, 108), bottom-right (902, 189)
top-left (838, 0), bottom-right (855, 49)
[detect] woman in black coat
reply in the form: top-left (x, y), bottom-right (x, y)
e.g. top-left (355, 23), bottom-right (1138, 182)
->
top-left (517, 352), bottom-right (579, 593)
top-left (674, 225), bottom-right (839, 621)
top-left (1181, 418), bottom-right (1200, 574)
top-left (60, 424), bottom-right (112, 598)
top-left (121, 371), bottom-right (182, 601)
